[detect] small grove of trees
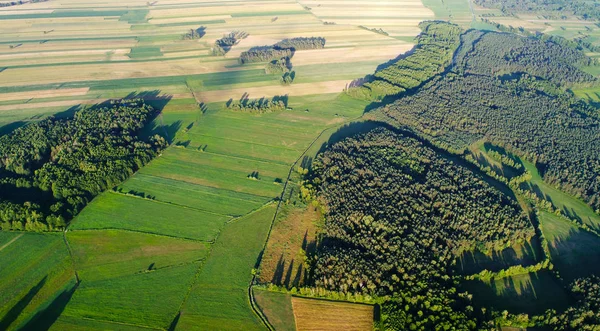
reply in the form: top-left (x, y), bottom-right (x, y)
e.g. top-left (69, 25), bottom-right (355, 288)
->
top-left (225, 95), bottom-right (287, 113)
top-left (182, 27), bottom-right (206, 40)
top-left (0, 99), bottom-right (166, 231)
top-left (212, 30), bottom-right (248, 55)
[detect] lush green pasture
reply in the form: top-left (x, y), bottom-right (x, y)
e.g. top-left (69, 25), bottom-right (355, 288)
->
top-left (138, 147), bottom-right (285, 199)
top-left (457, 237), bottom-right (541, 275)
top-left (519, 159), bottom-right (600, 231)
top-left (67, 230), bottom-right (209, 282)
top-left (463, 270), bottom-right (571, 315)
top-left (539, 211), bottom-right (600, 282)
top-left (60, 262), bottom-right (198, 329)
top-left (71, 192), bottom-right (229, 241)
top-left (50, 314), bottom-right (159, 331)
top-left (0, 233), bottom-right (74, 330)
top-left (253, 289), bottom-right (296, 331)
top-left (118, 174), bottom-right (269, 217)
top-left (177, 204), bottom-right (276, 330)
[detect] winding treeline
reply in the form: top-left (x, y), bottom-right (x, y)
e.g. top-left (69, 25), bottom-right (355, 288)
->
top-left (346, 21), bottom-right (462, 101)
top-left (309, 127), bottom-right (533, 329)
top-left (378, 28), bottom-right (600, 212)
top-left (0, 100), bottom-right (165, 231)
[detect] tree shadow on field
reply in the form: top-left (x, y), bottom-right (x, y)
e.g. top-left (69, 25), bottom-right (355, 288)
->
top-left (0, 121), bottom-right (26, 137)
top-left (0, 276), bottom-right (47, 330)
top-left (20, 281), bottom-right (78, 331)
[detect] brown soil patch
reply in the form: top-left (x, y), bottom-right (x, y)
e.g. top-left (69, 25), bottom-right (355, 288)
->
top-left (291, 297), bottom-right (374, 331)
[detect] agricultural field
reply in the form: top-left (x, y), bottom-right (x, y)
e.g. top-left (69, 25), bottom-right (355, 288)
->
top-left (290, 297), bottom-right (374, 331)
top-left (2, 0), bottom-right (600, 329)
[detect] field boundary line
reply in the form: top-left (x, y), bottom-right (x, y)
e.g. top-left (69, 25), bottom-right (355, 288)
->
top-left (127, 173), bottom-right (273, 205)
top-left (108, 190), bottom-right (233, 217)
top-left (177, 145), bottom-right (293, 167)
top-left (77, 316), bottom-right (163, 330)
top-left (186, 131), bottom-right (301, 153)
top-left (67, 227), bottom-right (217, 244)
top-left (247, 114), bottom-right (364, 330)
top-left (0, 233), bottom-right (23, 252)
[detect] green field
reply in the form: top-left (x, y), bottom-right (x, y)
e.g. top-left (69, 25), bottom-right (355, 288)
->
top-left (0, 233), bottom-right (74, 330)
top-left (253, 289), bottom-right (296, 331)
top-left (462, 270), bottom-right (571, 315)
top-left (539, 211), bottom-right (600, 282)
top-left (177, 204), bottom-right (276, 330)
top-left (67, 230), bottom-right (210, 282)
top-left (71, 192), bottom-right (230, 241)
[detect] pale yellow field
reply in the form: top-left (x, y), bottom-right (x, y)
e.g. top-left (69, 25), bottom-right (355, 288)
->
top-left (291, 297), bottom-right (374, 331)
top-left (0, 88), bottom-right (90, 102)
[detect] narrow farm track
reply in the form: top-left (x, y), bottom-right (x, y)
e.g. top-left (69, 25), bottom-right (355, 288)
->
top-left (0, 232), bottom-right (23, 251)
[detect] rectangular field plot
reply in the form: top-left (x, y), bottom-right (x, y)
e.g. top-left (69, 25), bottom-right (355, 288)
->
top-left (67, 229), bottom-right (210, 282)
top-left (253, 289), bottom-right (296, 331)
top-left (138, 147), bottom-right (285, 199)
top-left (540, 211), bottom-right (600, 282)
top-left (118, 173), bottom-right (269, 217)
top-left (291, 297), bottom-right (374, 331)
top-left (71, 192), bottom-right (229, 241)
top-left (0, 233), bottom-right (74, 330)
top-left (59, 262), bottom-right (198, 329)
top-left (177, 204), bottom-right (276, 331)
top-left (50, 315), bottom-right (159, 331)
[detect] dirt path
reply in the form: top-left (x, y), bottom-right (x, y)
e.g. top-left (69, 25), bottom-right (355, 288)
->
top-left (0, 233), bottom-right (24, 252)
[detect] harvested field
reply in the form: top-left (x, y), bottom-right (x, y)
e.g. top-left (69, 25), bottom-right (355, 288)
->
top-left (291, 297), bottom-right (374, 331)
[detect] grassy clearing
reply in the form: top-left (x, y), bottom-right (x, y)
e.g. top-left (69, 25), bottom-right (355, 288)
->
top-left (128, 46), bottom-right (163, 59)
top-left (457, 237), bottom-right (542, 275)
top-left (519, 159), bottom-right (600, 231)
top-left (50, 314), bottom-right (159, 331)
top-left (71, 191), bottom-right (230, 241)
top-left (60, 262), bottom-right (198, 329)
top-left (539, 211), bottom-right (600, 282)
top-left (67, 229), bottom-right (210, 282)
top-left (253, 289), bottom-right (296, 331)
top-left (291, 297), bottom-right (374, 331)
top-left (0, 233), bottom-right (74, 330)
top-left (462, 270), bottom-right (571, 315)
top-left (177, 204), bottom-right (276, 330)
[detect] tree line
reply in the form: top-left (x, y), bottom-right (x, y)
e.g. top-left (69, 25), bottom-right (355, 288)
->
top-left (212, 30), bottom-right (248, 56)
top-left (474, 0), bottom-right (600, 21)
top-left (0, 99), bottom-right (166, 231)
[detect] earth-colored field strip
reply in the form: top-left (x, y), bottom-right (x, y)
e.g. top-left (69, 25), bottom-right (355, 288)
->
top-left (539, 211), bottom-right (600, 282)
top-left (70, 191), bottom-right (230, 241)
top-left (177, 204), bottom-right (276, 330)
top-left (253, 289), bottom-right (296, 331)
top-left (291, 297), bottom-right (374, 331)
top-left (67, 230), bottom-right (210, 282)
top-left (0, 88), bottom-right (89, 102)
top-left (0, 233), bottom-right (74, 330)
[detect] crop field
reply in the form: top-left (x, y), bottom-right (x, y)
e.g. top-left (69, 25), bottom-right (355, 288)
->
top-left (539, 211), bottom-right (600, 282)
top-left (291, 297), bottom-right (374, 331)
top-left (177, 205), bottom-right (276, 330)
top-left (253, 289), bottom-right (296, 331)
top-left (0, 233), bottom-right (74, 330)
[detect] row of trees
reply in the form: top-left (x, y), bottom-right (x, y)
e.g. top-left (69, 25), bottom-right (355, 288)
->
top-left (273, 37), bottom-right (325, 50)
top-left (0, 99), bottom-right (166, 230)
top-left (346, 21), bottom-right (462, 101)
top-left (380, 28), bottom-right (600, 212)
top-left (0, 0), bottom-right (47, 7)
top-left (307, 127), bottom-right (534, 329)
top-left (225, 96), bottom-right (287, 113)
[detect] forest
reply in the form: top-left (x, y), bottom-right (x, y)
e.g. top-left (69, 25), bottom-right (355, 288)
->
top-left (474, 0), bottom-right (600, 20)
top-left (0, 99), bottom-right (165, 231)
top-left (211, 30), bottom-right (248, 56)
top-left (378, 28), bottom-right (600, 213)
top-left (307, 127), bottom-right (533, 329)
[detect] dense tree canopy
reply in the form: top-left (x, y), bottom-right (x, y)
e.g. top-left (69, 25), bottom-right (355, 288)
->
top-left (0, 99), bottom-right (165, 230)
top-left (474, 0), bottom-right (600, 20)
top-left (308, 127), bottom-right (533, 329)
top-left (378, 29), bottom-right (600, 212)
